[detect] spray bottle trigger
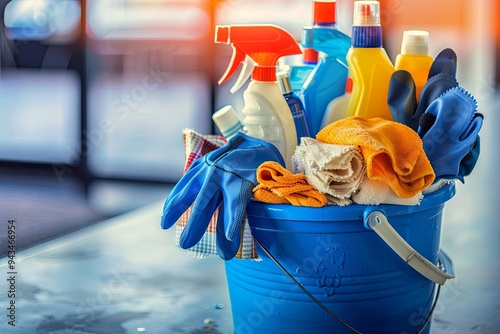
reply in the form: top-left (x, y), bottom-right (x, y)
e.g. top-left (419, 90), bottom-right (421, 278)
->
top-left (230, 55), bottom-right (256, 94)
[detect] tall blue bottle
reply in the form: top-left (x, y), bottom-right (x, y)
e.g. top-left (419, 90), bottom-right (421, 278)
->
top-left (288, 47), bottom-right (318, 95)
top-left (300, 0), bottom-right (351, 136)
top-left (277, 71), bottom-right (311, 139)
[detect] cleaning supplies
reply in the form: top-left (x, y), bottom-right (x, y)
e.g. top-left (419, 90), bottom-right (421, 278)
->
top-left (288, 47), bottom-right (319, 95)
top-left (387, 70), bottom-right (418, 129)
top-left (418, 86), bottom-right (483, 180)
top-left (292, 137), bottom-right (365, 206)
top-left (321, 77), bottom-right (353, 128)
top-left (389, 48), bottom-right (459, 132)
top-left (212, 105), bottom-right (245, 139)
top-left (253, 161), bottom-right (327, 207)
top-left (300, 0), bottom-right (351, 136)
top-left (215, 24), bottom-right (301, 169)
top-left (161, 132), bottom-right (285, 260)
top-left (317, 116), bottom-right (435, 198)
top-left (175, 129), bottom-right (257, 260)
top-left (277, 71), bottom-right (311, 139)
top-left (395, 30), bottom-right (433, 101)
top-left (344, 0), bottom-right (395, 120)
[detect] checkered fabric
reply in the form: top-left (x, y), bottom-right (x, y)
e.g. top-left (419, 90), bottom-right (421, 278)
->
top-left (174, 128), bottom-right (259, 260)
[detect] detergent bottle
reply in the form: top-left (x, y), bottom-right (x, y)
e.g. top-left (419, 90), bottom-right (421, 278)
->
top-left (288, 47), bottom-right (318, 95)
top-left (395, 30), bottom-right (433, 101)
top-left (344, 0), bottom-right (395, 120)
top-left (300, 0), bottom-right (351, 136)
top-left (215, 24), bottom-right (301, 169)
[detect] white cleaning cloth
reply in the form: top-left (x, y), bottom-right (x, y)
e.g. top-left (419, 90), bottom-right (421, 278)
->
top-left (352, 176), bottom-right (423, 206)
top-left (292, 137), bottom-right (366, 206)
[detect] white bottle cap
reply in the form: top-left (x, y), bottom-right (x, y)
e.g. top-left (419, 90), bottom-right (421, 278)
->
top-left (401, 30), bottom-right (429, 55)
top-left (212, 105), bottom-right (243, 139)
top-left (353, 1), bottom-right (380, 27)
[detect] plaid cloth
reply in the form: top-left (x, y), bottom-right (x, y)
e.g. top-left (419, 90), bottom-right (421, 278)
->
top-left (174, 128), bottom-right (259, 260)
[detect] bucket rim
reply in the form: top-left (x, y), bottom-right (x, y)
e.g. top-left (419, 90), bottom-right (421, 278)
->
top-left (246, 182), bottom-right (456, 222)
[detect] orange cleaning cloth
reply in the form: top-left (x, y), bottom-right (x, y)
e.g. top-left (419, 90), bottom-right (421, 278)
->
top-left (316, 116), bottom-right (435, 198)
top-left (253, 161), bottom-right (327, 207)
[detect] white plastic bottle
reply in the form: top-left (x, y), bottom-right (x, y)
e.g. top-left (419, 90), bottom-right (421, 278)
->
top-left (214, 25), bottom-right (302, 169)
top-left (212, 105), bottom-right (245, 139)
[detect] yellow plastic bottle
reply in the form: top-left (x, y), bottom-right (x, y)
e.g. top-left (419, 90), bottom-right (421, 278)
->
top-left (395, 30), bottom-right (433, 101)
top-left (344, 1), bottom-right (394, 121)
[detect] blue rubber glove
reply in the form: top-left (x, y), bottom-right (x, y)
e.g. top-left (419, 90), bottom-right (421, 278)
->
top-left (160, 132), bottom-right (285, 260)
top-left (388, 48), bottom-right (459, 132)
top-left (419, 86), bottom-right (483, 179)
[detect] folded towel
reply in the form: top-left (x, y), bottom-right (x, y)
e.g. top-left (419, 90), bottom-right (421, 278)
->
top-left (317, 116), bottom-right (435, 198)
top-left (175, 128), bottom-right (258, 260)
top-left (352, 175), bottom-right (423, 205)
top-left (292, 137), bottom-right (365, 206)
top-left (253, 161), bottom-right (327, 207)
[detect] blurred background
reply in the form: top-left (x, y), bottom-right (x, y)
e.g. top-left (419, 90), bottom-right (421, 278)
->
top-left (0, 0), bottom-right (498, 251)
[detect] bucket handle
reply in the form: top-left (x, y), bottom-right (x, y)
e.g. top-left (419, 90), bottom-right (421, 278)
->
top-left (253, 236), bottom-right (451, 334)
top-left (364, 209), bottom-right (455, 285)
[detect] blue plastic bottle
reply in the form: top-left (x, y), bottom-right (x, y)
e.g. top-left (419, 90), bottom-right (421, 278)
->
top-left (288, 47), bottom-right (318, 95)
top-left (300, 0), bottom-right (351, 136)
top-left (277, 71), bottom-right (311, 139)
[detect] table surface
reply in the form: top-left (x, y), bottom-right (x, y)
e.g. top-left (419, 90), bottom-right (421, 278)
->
top-left (1, 97), bottom-right (499, 334)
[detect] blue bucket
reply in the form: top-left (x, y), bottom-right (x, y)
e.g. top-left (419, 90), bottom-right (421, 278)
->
top-left (225, 184), bottom-right (456, 334)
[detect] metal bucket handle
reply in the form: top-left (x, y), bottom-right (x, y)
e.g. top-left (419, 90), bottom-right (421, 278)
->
top-left (363, 208), bottom-right (455, 285)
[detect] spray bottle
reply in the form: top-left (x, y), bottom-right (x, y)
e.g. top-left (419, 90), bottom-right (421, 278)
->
top-left (395, 30), bottom-right (433, 101)
top-left (344, 1), bottom-right (395, 120)
top-left (215, 24), bottom-right (301, 169)
top-left (300, 0), bottom-right (351, 136)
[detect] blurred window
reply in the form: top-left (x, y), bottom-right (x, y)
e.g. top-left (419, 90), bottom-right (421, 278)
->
top-left (4, 0), bottom-right (80, 42)
top-left (87, 0), bottom-right (210, 40)
top-left (1, 0), bottom-right (81, 165)
top-left (0, 69), bottom-right (80, 164)
top-left (85, 0), bottom-right (213, 181)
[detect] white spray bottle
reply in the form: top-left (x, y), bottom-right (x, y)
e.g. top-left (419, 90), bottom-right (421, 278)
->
top-left (215, 24), bottom-right (302, 170)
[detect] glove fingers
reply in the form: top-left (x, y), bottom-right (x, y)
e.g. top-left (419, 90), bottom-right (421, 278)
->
top-left (215, 201), bottom-right (241, 260)
top-left (223, 179), bottom-right (255, 241)
top-left (388, 70), bottom-right (418, 130)
top-left (179, 189), bottom-right (222, 249)
top-left (416, 73), bottom-right (458, 136)
top-left (428, 48), bottom-right (457, 79)
top-left (160, 164), bottom-right (206, 229)
top-left (460, 113), bottom-right (483, 142)
top-left (458, 136), bottom-right (481, 180)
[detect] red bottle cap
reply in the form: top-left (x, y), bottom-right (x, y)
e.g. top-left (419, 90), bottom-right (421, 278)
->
top-left (303, 48), bottom-right (319, 64)
top-left (313, 0), bottom-right (337, 25)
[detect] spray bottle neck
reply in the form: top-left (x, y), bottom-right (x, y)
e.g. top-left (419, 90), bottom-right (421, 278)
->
top-left (252, 66), bottom-right (277, 82)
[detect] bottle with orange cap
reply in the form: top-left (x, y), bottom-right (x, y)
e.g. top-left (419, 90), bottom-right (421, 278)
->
top-left (214, 24), bottom-right (302, 169)
top-left (300, 0), bottom-right (351, 136)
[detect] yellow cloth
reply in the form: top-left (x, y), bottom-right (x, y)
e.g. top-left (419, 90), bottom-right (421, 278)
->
top-left (317, 116), bottom-right (435, 198)
top-left (253, 161), bottom-right (327, 207)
